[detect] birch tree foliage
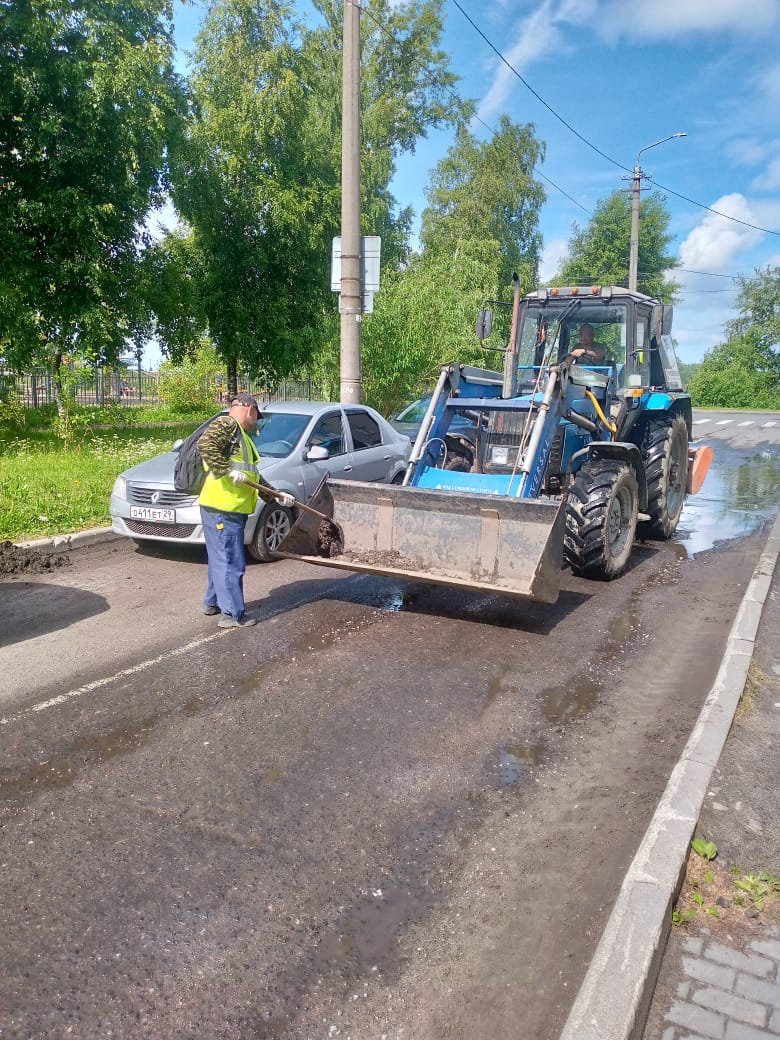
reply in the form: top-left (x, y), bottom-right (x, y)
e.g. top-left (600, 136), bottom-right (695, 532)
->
top-left (353, 117), bottom-right (545, 415)
top-left (0, 0), bottom-right (185, 386)
top-left (168, 0), bottom-right (332, 389)
top-left (689, 266), bottom-right (780, 408)
top-left (556, 189), bottom-right (680, 301)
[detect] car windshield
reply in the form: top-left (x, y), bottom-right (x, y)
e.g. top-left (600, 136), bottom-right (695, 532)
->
top-left (251, 411), bottom-right (310, 458)
top-left (395, 398), bottom-right (430, 423)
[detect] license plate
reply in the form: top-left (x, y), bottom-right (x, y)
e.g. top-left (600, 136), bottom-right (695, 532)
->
top-left (130, 505), bottom-right (175, 523)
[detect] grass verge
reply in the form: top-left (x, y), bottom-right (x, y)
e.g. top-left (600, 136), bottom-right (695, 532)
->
top-left (0, 421), bottom-right (203, 542)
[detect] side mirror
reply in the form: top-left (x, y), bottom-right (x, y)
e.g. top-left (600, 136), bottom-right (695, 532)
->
top-left (652, 303), bottom-right (673, 338)
top-left (306, 445), bottom-right (330, 462)
top-left (173, 439), bottom-right (184, 450)
top-left (476, 308), bottom-right (493, 342)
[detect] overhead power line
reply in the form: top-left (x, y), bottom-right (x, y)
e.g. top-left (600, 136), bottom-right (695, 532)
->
top-left (357, 1), bottom-right (590, 214)
top-left (449, 0), bottom-right (780, 239)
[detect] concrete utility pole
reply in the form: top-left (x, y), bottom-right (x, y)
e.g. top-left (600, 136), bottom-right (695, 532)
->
top-left (339, 0), bottom-right (361, 404)
top-left (628, 132), bottom-right (687, 292)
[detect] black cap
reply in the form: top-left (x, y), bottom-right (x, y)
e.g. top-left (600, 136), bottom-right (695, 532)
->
top-left (231, 392), bottom-right (258, 409)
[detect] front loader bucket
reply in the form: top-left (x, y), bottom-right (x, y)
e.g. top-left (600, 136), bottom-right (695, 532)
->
top-left (278, 478), bottom-right (566, 603)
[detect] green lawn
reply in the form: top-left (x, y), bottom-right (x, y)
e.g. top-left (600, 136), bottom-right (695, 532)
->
top-left (0, 424), bottom-right (198, 542)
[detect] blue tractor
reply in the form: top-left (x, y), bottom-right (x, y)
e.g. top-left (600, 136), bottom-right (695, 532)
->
top-left (280, 284), bottom-right (712, 603)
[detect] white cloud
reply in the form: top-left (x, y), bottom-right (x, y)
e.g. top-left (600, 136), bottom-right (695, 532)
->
top-left (673, 194), bottom-right (771, 359)
top-left (758, 62), bottom-right (780, 105)
top-left (678, 194), bottom-right (764, 274)
top-left (476, 0), bottom-right (596, 123)
top-left (597, 0), bottom-right (780, 40)
top-left (750, 154), bottom-right (780, 192)
top-left (672, 302), bottom-right (734, 364)
top-left (539, 237), bottom-right (568, 281)
top-left (725, 136), bottom-right (777, 168)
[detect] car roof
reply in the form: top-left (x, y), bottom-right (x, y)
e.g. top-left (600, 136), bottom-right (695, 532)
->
top-left (259, 400), bottom-right (379, 417)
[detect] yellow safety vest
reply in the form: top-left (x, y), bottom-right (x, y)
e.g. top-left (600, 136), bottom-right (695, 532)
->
top-left (198, 426), bottom-right (260, 515)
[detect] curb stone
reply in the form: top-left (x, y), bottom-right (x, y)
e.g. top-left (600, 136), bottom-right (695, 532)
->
top-left (17, 527), bottom-right (119, 553)
top-left (559, 509), bottom-right (780, 1040)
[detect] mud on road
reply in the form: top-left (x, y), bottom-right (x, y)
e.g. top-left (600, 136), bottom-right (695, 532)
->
top-left (0, 539), bottom-right (70, 576)
top-left (0, 525), bottom-right (770, 1040)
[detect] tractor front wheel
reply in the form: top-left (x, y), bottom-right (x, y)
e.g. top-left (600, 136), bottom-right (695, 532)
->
top-left (638, 414), bottom-right (689, 540)
top-left (565, 460), bottom-right (639, 580)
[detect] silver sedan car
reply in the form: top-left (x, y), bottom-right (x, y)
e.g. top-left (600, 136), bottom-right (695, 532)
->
top-left (110, 400), bottom-right (411, 560)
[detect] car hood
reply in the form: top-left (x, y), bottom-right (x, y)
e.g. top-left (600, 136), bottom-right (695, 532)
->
top-left (121, 450), bottom-right (288, 486)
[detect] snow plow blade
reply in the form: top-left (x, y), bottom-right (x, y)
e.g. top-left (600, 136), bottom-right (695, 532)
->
top-left (277, 478), bottom-right (566, 603)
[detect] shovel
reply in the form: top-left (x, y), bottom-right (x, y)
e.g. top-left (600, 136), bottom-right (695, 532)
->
top-left (244, 476), bottom-right (345, 557)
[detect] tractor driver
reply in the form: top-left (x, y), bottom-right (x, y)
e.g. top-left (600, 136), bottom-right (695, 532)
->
top-left (571, 323), bottom-right (606, 362)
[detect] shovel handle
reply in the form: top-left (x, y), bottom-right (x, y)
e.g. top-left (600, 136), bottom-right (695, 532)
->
top-left (244, 477), bottom-right (332, 524)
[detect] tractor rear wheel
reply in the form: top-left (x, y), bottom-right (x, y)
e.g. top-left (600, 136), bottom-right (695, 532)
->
top-left (565, 460), bottom-right (639, 580)
top-left (638, 414), bottom-right (688, 539)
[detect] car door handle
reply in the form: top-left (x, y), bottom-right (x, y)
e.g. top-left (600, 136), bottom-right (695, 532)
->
top-left (342, 465), bottom-right (353, 472)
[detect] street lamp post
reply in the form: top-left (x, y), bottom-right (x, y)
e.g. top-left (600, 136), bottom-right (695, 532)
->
top-left (628, 132), bottom-right (687, 292)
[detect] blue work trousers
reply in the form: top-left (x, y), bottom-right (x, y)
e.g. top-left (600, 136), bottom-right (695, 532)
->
top-left (200, 506), bottom-right (249, 620)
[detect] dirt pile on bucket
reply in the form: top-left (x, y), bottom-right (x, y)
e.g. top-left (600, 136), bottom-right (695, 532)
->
top-left (317, 520), bottom-right (344, 558)
top-left (0, 540), bottom-right (71, 576)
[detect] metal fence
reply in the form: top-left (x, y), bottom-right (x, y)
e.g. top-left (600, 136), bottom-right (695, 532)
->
top-left (2, 368), bottom-right (327, 409)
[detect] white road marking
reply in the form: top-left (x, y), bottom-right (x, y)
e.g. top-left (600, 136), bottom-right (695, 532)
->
top-left (763, 421), bottom-right (778, 428)
top-left (738, 421), bottom-right (754, 427)
top-left (716, 419), bottom-right (733, 426)
top-left (692, 418), bottom-right (710, 425)
top-left (1, 630), bottom-right (229, 727)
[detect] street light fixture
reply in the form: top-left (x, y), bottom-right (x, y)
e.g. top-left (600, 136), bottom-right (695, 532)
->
top-left (628, 132), bottom-right (687, 292)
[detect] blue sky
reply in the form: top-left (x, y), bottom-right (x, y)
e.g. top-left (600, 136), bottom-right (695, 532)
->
top-left (166, 0), bottom-right (780, 367)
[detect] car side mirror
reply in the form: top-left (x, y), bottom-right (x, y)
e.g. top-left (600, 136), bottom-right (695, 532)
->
top-left (173, 439), bottom-right (184, 450)
top-left (306, 445), bottom-right (330, 461)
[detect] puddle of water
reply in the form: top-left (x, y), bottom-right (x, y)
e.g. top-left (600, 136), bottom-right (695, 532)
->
top-left (540, 676), bottom-right (601, 721)
top-left (312, 881), bottom-right (419, 971)
top-left (382, 590), bottom-right (408, 612)
top-left (676, 450), bottom-right (780, 557)
top-left (0, 717), bottom-right (159, 800)
top-left (498, 743), bottom-right (544, 785)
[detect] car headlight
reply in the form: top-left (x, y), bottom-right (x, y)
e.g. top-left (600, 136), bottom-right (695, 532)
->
top-left (112, 475), bottom-right (127, 499)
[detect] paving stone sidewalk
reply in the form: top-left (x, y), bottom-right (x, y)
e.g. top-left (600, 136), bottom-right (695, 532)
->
top-left (655, 929), bottom-right (780, 1039)
top-left (642, 537), bottom-right (780, 1040)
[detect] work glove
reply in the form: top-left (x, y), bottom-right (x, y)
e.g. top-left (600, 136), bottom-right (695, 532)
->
top-left (275, 491), bottom-right (295, 508)
top-left (229, 469), bottom-right (249, 485)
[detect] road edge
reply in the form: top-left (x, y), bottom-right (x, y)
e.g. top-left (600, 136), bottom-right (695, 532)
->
top-left (558, 509), bottom-right (780, 1040)
top-left (17, 527), bottom-right (119, 552)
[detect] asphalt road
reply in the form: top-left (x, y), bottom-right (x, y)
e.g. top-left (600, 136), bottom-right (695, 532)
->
top-left (1, 411), bottom-right (778, 1040)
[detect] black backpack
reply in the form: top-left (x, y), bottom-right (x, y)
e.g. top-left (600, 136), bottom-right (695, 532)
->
top-left (173, 425), bottom-right (210, 494)
top-left (173, 417), bottom-right (250, 495)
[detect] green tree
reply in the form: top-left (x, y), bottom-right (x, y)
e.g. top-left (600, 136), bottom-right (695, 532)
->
top-left (556, 190), bottom-right (679, 300)
top-left (354, 118), bottom-right (545, 414)
top-left (174, 0), bottom-right (466, 397)
top-left (158, 339), bottom-right (223, 414)
top-left (0, 0), bottom-right (185, 406)
top-left (688, 266), bottom-right (780, 408)
top-left (420, 117), bottom-right (545, 292)
top-left (140, 230), bottom-right (209, 362)
top-left (725, 266), bottom-right (780, 355)
top-left (170, 0), bottom-right (332, 395)
top-left (688, 332), bottom-right (780, 408)
top-left (306, 0), bottom-right (465, 267)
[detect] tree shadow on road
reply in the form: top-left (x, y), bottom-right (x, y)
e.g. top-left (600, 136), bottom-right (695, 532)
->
top-left (0, 582), bottom-right (109, 647)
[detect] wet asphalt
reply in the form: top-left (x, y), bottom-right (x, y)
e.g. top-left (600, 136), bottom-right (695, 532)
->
top-left (1, 415), bottom-right (778, 1040)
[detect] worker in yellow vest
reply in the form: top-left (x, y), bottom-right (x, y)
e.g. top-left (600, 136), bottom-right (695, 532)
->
top-left (198, 392), bottom-right (294, 628)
